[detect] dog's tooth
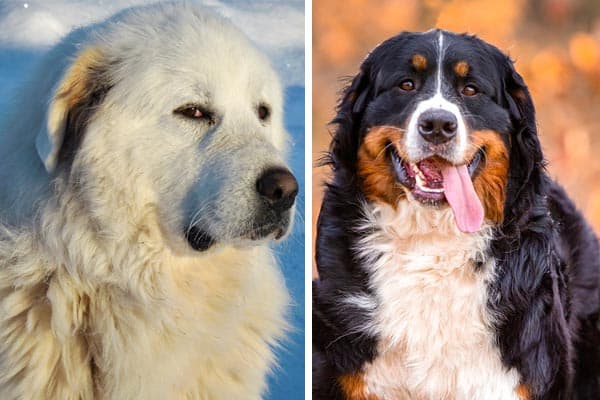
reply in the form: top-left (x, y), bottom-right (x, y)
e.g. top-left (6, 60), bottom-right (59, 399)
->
top-left (412, 164), bottom-right (425, 180)
top-left (415, 174), bottom-right (444, 193)
top-left (415, 174), bottom-right (427, 190)
top-left (415, 174), bottom-right (423, 187)
top-left (423, 187), bottom-right (444, 193)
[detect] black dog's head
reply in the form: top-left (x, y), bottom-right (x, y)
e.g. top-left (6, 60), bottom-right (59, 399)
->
top-left (329, 29), bottom-right (542, 232)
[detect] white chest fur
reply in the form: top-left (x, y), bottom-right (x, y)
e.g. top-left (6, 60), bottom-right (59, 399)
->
top-left (355, 202), bottom-right (521, 400)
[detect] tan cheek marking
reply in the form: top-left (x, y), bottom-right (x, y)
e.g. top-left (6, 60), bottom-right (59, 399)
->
top-left (411, 53), bottom-right (428, 71)
top-left (357, 126), bottom-right (407, 207)
top-left (470, 130), bottom-right (509, 225)
top-left (515, 383), bottom-right (531, 400)
top-left (338, 373), bottom-right (380, 400)
top-left (454, 60), bottom-right (469, 77)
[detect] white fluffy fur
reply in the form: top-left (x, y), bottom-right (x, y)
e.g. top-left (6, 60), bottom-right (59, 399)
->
top-left (0, 3), bottom-right (292, 399)
top-left (356, 197), bottom-right (521, 399)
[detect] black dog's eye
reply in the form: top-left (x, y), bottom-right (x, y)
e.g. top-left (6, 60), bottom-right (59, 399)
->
top-left (461, 85), bottom-right (478, 97)
top-left (258, 104), bottom-right (271, 121)
top-left (174, 105), bottom-right (214, 123)
top-left (399, 79), bottom-right (415, 91)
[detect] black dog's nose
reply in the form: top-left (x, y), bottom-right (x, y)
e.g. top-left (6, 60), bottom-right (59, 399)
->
top-left (417, 109), bottom-right (458, 144)
top-left (256, 167), bottom-right (298, 211)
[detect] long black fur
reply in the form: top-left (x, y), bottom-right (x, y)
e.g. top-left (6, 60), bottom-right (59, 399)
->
top-left (313, 30), bottom-right (600, 399)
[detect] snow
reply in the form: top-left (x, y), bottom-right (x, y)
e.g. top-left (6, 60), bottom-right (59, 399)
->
top-left (0, 0), bottom-right (304, 87)
top-left (0, 1), bottom-right (305, 399)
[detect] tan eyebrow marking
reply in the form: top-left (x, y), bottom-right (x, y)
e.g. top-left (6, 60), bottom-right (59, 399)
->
top-left (454, 60), bottom-right (469, 77)
top-left (411, 53), bottom-right (428, 71)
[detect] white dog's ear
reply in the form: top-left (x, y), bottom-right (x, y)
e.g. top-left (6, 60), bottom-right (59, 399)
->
top-left (36, 47), bottom-right (112, 172)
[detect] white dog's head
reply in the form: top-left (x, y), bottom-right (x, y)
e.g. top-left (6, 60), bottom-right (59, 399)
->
top-left (35, 3), bottom-right (298, 253)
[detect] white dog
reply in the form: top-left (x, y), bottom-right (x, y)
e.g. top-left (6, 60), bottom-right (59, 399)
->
top-left (0, 2), bottom-right (298, 399)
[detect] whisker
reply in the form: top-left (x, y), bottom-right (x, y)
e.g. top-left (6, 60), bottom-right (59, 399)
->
top-left (374, 142), bottom-right (395, 161)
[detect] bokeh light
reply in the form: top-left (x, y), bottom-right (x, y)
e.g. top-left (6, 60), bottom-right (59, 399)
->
top-left (313, 0), bottom-right (600, 274)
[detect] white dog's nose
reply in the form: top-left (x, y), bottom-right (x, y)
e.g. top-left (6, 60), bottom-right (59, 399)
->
top-left (256, 167), bottom-right (298, 212)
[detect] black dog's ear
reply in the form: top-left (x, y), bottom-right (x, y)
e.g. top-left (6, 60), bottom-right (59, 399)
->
top-left (503, 61), bottom-right (533, 127)
top-left (348, 69), bottom-right (372, 115)
top-left (501, 56), bottom-right (546, 222)
top-left (328, 64), bottom-right (372, 170)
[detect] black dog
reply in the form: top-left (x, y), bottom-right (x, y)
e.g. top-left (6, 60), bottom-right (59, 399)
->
top-left (313, 29), bottom-right (600, 400)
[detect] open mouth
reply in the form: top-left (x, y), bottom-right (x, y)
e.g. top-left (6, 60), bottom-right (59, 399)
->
top-left (390, 147), bottom-right (484, 204)
top-left (389, 146), bottom-right (485, 233)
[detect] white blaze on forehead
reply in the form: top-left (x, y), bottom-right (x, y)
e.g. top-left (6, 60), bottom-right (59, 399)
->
top-left (405, 30), bottom-right (468, 164)
top-left (436, 30), bottom-right (444, 93)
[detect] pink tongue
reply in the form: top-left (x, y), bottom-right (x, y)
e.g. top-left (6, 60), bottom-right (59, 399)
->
top-left (441, 165), bottom-right (484, 233)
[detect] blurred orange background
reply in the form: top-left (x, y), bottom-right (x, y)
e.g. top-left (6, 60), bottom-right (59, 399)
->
top-left (313, 0), bottom-right (600, 274)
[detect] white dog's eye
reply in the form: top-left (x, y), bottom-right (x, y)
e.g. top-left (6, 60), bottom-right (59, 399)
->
top-left (174, 105), bottom-right (215, 124)
top-left (258, 104), bottom-right (271, 122)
